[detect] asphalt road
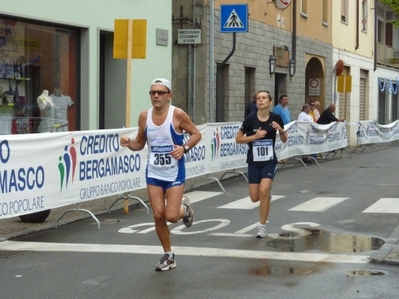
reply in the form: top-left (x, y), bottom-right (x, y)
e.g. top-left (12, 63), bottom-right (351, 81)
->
top-left (1, 144), bottom-right (399, 299)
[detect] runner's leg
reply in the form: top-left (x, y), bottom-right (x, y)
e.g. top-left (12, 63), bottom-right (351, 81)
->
top-left (147, 184), bottom-right (170, 252)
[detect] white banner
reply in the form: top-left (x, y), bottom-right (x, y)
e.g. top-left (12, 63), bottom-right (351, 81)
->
top-left (0, 120), bottom-right (352, 219)
top-left (205, 123), bottom-right (248, 174)
top-left (0, 128), bottom-right (147, 219)
top-left (356, 120), bottom-right (399, 144)
top-left (275, 121), bottom-right (348, 160)
top-left (184, 124), bottom-right (208, 179)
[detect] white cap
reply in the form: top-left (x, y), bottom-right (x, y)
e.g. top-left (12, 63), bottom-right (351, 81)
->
top-left (151, 78), bottom-right (172, 92)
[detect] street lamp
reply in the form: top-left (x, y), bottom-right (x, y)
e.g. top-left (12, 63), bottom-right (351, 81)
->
top-left (289, 59), bottom-right (296, 77)
top-left (269, 55), bottom-right (276, 76)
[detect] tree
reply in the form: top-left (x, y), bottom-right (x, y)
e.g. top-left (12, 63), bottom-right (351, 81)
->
top-left (379, 0), bottom-right (399, 27)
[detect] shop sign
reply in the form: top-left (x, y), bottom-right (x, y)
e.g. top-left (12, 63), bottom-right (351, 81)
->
top-left (15, 39), bottom-right (40, 50)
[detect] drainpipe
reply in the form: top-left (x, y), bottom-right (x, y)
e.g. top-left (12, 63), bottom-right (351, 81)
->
top-left (373, 0), bottom-right (377, 71)
top-left (356, 0), bottom-right (359, 50)
top-left (292, 0), bottom-right (297, 69)
top-left (192, 0), bottom-right (196, 121)
top-left (209, 0), bottom-right (215, 122)
top-left (188, 44), bottom-right (193, 115)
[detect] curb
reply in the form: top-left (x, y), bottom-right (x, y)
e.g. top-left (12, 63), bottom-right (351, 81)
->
top-left (370, 223), bottom-right (399, 265)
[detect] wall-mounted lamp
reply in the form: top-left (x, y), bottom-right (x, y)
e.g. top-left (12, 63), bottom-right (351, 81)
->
top-left (289, 59), bottom-right (295, 77)
top-left (269, 55), bottom-right (276, 76)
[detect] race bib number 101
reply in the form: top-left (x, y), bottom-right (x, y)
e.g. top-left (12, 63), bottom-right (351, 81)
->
top-left (253, 139), bottom-right (273, 161)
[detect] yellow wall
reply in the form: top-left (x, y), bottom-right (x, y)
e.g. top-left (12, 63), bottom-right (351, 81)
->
top-left (332, 0), bottom-right (374, 58)
top-left (296, 0), bottom-right (332, 44)
top-left (211, 0), bottom-right (331, 45)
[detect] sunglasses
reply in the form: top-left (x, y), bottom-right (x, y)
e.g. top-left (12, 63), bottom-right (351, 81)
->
top-left (149, 90), bottom-right (169, 96)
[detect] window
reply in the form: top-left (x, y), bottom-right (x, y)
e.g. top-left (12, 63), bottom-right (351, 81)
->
top-left (377, 19), bottom-right (384, 43)
top-left (385, 23), bottom-right (393, 46)
top-left (0, 18), bottom-right (79, 134)
top-left (301, 0), bottom-right (307, 15)
top-left (322, 0), bottom-right (328, 24)
top-left (385, 10), bottom-right (393, 47)
top-left (341, 0), bottom-right (348, 23)
top-left (362, 0), bottom-right (368, 31)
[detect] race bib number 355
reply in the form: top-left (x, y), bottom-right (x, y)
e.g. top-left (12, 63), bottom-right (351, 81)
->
top-left (253, 139), bottom-right (273, 161)
top-left (149, 145), bottom-right (177, 167)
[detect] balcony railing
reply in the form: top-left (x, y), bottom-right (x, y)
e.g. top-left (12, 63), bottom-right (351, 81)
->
top-left (376, 43), bottom-right (399, 69)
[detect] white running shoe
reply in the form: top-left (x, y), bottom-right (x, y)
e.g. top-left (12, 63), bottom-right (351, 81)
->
top-left (256, 225), bottom-right (267, 238)
top-left (182, 196), bottom-right (194, 227)
top-left (155, 253), bottom-right (176, 271)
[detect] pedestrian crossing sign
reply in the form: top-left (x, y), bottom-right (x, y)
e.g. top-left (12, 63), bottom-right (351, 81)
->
top-left (220, 4), bottom-right (248, 33)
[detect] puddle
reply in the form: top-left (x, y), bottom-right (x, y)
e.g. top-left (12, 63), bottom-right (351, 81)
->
top-left (346, 270), bottom-right (385, 276)
top-left (266, 229), bottom-right (385, 253)
top-left (250, 266), bottom-right (317, 276)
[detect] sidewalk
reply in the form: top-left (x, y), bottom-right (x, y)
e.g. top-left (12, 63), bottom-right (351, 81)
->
top-left (1, 145), bottom-right (399, 265)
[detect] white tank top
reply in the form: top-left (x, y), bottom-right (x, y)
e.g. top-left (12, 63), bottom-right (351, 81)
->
top-left (145, 105), bottom-right (184, 181)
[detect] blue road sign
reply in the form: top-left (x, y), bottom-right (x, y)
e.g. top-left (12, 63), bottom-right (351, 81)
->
top-left (220, 4), bottom-right (248, 33)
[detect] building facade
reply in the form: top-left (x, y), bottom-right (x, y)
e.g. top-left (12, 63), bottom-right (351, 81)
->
top-left (172, 0), bottom-right (334, 125)
top-left (0, 0), bottom-right (172, 134)
top-left (172, 0), bottom-right (399, 146)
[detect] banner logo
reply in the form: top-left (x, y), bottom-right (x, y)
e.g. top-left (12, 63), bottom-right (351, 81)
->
top-left (58, 138), bottom-right (78, 191)
top-left (211, 128), bottom-right (221, 161)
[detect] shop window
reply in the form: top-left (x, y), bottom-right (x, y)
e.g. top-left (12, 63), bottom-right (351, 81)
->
top-left (0, 18), bottom-right (78, 135)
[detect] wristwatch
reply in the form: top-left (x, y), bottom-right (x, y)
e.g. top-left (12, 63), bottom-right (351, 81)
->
top-left (183, 145), bottom-right (190, 154)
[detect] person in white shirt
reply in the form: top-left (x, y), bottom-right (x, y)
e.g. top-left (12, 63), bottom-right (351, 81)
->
top-left (120, 78), bottom-right (202, 271)
top-left (298, 103), bottom-right (313, 122)
top-left (298, 103), bottom-right (314, 163)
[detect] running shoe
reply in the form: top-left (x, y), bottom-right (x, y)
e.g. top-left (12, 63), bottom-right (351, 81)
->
top-left (182, 196), bottom-right (194, 227)
top-left (256, 225), bottom-right (267, 238)
top-left (155, 253), bottom-right (176, 271)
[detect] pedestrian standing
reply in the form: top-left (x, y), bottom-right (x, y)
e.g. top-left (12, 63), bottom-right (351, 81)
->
top-left (308, 101), bottom-right (317, 123)
top-left (298, 103), bottom-right (315, 163)
top-left (272, 94), bottom-right (291, 125)
top-left (235, 90), bottom-right (288, 238)
top-left (313, 101), bottom-right (321, 122)
top-left (246, 93), bottom-right (258, 116)
top-left (120, 78), bottom-right (202, 271)
top-left (272, 94), bottom-right (291, 163)
top-left (317, 104), bottom-right (345, 124)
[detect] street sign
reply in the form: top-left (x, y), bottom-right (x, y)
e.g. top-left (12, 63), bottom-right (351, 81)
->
top-left (220, 4), bottom-right (248, 33)
top-left (178, 29), bottom-right (201, 44)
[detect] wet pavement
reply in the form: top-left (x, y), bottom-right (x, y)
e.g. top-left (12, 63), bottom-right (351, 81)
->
top-left (1, 145), bottom-right (399, 266)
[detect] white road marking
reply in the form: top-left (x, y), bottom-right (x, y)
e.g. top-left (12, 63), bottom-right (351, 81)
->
top-left (362, 198), bottom-right (399, 213)
top-left (211, 222), bottom-right (261, 237)
top-left (184, 191), bottom-right (223, 203)
top-left (235, 222), bottom-right (261, 234)
top-left (210, 233), bottom-right (253, 237)
top-left (289, 197), bottom-right (350, 212)
top-left (218, 195), bottom-right (285, 209)
top-left (0, 241), bottom-right (369, 264)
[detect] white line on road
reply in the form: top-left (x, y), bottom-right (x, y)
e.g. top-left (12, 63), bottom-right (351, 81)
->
top-left (362, 198), bottom-right (399, 213)
top-left (0, 241), bottom-right (369, 264)
top-left (218, 195), bottom-right (285, 209)
top-left (289, 197), bottom-right (350, 212)
top-left (184, 191), bottom-right (223, 203)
